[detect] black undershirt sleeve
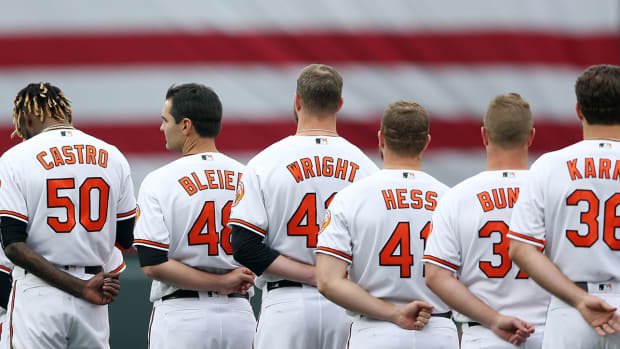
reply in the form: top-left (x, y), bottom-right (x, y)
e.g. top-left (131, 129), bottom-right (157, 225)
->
top-left (136, 246), bottom-right (168, 267)
top-left (115, 217), bottom-right (135, 250)
top-left (0, 272), bottom-right (12, 310)
top-left (230, 225), bottom-right (279, 276)
top-left (0, 216), bottom-right (28, 248)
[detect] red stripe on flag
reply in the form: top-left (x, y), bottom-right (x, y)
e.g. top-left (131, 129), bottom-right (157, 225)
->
top-left (0, 31), bottom-right (617, 67)
top-left (0, 117), bottom-right (582, 155)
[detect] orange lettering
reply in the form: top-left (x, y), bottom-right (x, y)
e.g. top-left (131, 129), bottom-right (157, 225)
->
top-left (614, 160), bottom-right (620, 180)
top-left (300, 158), bottom-right (315, 178)
top-left (287, 162), bottom-right (304, 183)
top-left (323, 157), bottom-right (334, 177)
top-left (584, 157), bottom-right (596, 178)
top-left (314, 156), bottom-right (322, 177)
top-left (600, 158), bottom-right (611, 179)
top-left (36, 151), bottom-right (53, 170)
top-left (348, 162), bottom-right (359, 182)
top-left (508, 187), bottom-right (520, 207)
top-left (410, 189), bottom-right (423, 209)
top-left (477, 191), bottom-right (494, 212)
top-left (74, 145), bottom-right (85, 163)
top-left (382, 190), bottom-right (396, 210)
top-left (205, 170), bottom-right (217, 188)
top-left (217, 169), bottom-right (225, 189)
top-left (425, 191), bottom-right (438, 210)
top-left (396, 189), bottom-right (408, 209)
top-left (191, 172), bottom-right (208, 190)
top-left (335, 159), bottom-right (348, 180)
top-left (49, 147), bottom-right (65, 167)
top-left (62, 146), bottom-right (76, 164)
top-left (85, 145), bottom-right (97, 164)
top-left (224, 170), bottom-right (235, 190)
top-left (179, 177), bottom-right (197, 196)
top-left (492, 188), bottom-right (507, 209)
top-left (567, 159), bottom-right (582, 180)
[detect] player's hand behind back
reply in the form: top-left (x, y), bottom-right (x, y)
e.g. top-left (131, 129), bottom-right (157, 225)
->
top-left (576, 294), bottom-right (620, 336)
top-left (393, 300), bottom-right (434, 330)
top-left (490, 314), bottom-right (534, 346)
top-left (217, 267), bottom-right (255, 295)
top-left (82, 272), bottom-right (121, 305)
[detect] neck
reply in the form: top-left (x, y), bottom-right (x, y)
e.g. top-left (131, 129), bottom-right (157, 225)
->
top-left (34, 119), bottom-right (72, 136)
top-left (582, 123), bottom-right (620, 141)
top-left (382, 150), bottom-right (423, 170)
top-left (182, 136), bottom-right (218, 155)
top-left (485, 144), bottom-right (528, 171)
top-left (296, 112), bottom-right (338, 136)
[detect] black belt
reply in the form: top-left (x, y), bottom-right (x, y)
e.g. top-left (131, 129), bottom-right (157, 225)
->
top-left (26, 265), bottom-right (102, 275)
top-left (431, 311), bottom-right (452, 319)
top-left (161, 289), bottom-right (249, 301)
top-left (467, 322), bottom-right (481, 327)
top-left (576, 281), bottom-right (588, 292)
top-left (266, 280), bottom-right (304, 291)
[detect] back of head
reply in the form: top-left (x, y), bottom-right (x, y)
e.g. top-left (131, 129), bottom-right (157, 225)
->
top-left (575, 64), bottom-right (620, 125)
top-left (381, 101), bottom-right (429, 157)
top-left (166, 83), bottom-right (222, 137)
top-left (483, 93), bottom-right (533, 149)
top-left (296, 64), bottom-right (343, 115)
top-left (13, 82), bottom-right (72, 138)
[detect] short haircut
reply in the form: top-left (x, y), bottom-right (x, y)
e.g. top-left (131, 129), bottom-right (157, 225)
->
top-left (296, 64), bottom-right (343, 115)
top-left (381, 101), bottom-right (429, 156)
top-left (13, 82), bottom-right (72, 138)
top-left (165, 83), bottom-right (222, 138)
top-left (483, 93), bottom-right (533, 149)
top-left (575, 64), bottom-right (620, 125)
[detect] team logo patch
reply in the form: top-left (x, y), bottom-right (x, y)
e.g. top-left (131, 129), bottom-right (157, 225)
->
top-left (201, 154), bottom-right (214, 161)
top-left (599, 142), bottom-right (612, 149)
top-left (402, 172), bottom-right (415, 179)
top-left (232, 180), bottom-right (245, 207)
top-left (319, 209), bottom-right (331, 233)
top-left (502, 171), bottom-right (516, 178)
top-left (315, 138), bottom-right (328, 145)
top-left (135, 205), bottom-right (141, 222)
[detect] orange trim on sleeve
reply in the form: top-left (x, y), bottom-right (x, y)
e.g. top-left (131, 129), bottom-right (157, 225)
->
top-left (110, 261), bottom-right (126, 274)
top-left (134, 239), bottom-right (169, 249)
top-left (508, 231), bottom-right (546, 246)
top-left (0, 265), bottom-right (11, 273)
top-left (0, 211), bottom-right (27, 222)
top-left (316, 246), bottom-right (352, 261)
top-left (422, 255), bottom-right (459, 271)
top-left (227, 218), bottom-right (267, 236)
top-left (117, 208), bottom-right (137, 218)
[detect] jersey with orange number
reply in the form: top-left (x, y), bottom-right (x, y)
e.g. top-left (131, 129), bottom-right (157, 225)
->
top-left (423, 170), bottom-right (549, 327)
top-left (0, 129), bottom-right (137, 267)
top-left (228, 135), bottom-right (378, 287)
top-left (317, 169), bottom-right (449, 312)
top-left (134, 153), bottom-right (245, 301)
top-left (509, 140), bottom-right (620, 283)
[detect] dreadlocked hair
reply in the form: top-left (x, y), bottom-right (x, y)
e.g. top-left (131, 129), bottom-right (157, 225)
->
top-left (12, 82), bottom-right (72, 138)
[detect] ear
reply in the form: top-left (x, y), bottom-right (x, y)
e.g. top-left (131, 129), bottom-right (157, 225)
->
top-left (335, 97), bottom-right (344, 113)
top-left (481, 126), bottom-right (489, 147)
top-left (527, 127), bottom-right (536, 148)
top-left (181, 118), bottom-right (193, 136)
top-left (378, 129), bottom-right (384, 149)
top-left (575, 103), bottom-right (585, 121)
top-left (421, 134), bottom-right (431, 153)
top-left (294, 93), bottom-right (302, 112)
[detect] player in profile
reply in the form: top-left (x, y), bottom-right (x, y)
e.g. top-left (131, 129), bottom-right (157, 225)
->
top-left (315, 101), bottom-right (459, 348)
top-left (509, 65), bottom-right (620, 348)
top-left (228, 64), bottom-right (379, 349)
top-left (0, 82), bottom-right (136, 348)
top-left (423, 93), bottom-right (547, 348)
top-left (133, 83), bottom-right (256, 349)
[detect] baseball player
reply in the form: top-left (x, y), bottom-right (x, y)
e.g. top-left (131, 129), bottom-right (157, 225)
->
top-left (509, 65), bottom-right (620, 348)
top-left (315, 101), bottom-right (459, 348)
top-left (228, 64), bottom-right (379, 349)
top-left (0, 82), bottom-right (137, 349)
top-left (0, 251), bottom-right (12, 347)
top-left (133, 83), bottom-right (256, 349)
top-left (423, 93), bottom-right (548, 348)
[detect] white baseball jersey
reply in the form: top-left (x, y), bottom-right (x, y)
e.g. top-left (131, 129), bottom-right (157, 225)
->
top-left (228, 135), bottom-right (379, 287)
top-left (0, 129), bottom-right (137, 267)
top-left (103, 247), bottom-right (126, 274)
top-left (0, 251), bottom-right (12, 281)
top-left (134, 152), bottom-right (246, 301)
top-left (422, 170), bottom-right (550, 328)
top-left (508, 140), bottom-right (620, 283)
top-left (317, 169), bottom-right (450, 312)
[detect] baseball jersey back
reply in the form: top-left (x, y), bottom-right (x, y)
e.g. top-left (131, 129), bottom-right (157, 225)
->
top-left (0, 129), bottom-right (137, 266)
top-left (229, 135), bottom-right (378, 287)
top-left (133, 153), bottom-right (245, 301)
top-left (423, 170), bottom-right (549, 327)
top-left (317, 169), bottom-right (450, 312)
top-left (509, 140), bottom-right (620, 283)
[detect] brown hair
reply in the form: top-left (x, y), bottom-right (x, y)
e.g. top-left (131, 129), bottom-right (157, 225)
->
top-left (483, 93), bottom-right (533, 148)
top-left (296, 64), bottom-right (343, 115)
top-left (575, 64), bottom-right (620, 125)
top-left (13, 82), bottom-right (72, 138)
top-left (381, 101), bottom-right (429, 156)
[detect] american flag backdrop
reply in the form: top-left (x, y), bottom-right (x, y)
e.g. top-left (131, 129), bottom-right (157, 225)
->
top-left (0, 0), bottom-right (618, 186)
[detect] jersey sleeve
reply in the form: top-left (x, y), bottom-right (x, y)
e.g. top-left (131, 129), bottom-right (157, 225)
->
top-left (103, 247), bottom-right (126, 274)
top-left (228, 165), bottom-right (269, 237)
top-left (507, 161), bottom-right (546, 248)
top-left (133, 174), bottom-right (170, 252)
top-left (315, 195), bottom-right (353, 264)
top-left (422, 195), bottom-right (461, 273)
top-left (0, 157), bottom-right (28, 223)
top-left (115, 154), bottom-right (138, 221)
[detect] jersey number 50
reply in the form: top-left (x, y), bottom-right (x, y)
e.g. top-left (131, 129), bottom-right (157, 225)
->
top-left (47, 177), bottom-right (110, 232)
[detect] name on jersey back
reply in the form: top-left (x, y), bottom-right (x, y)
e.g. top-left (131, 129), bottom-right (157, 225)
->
top-left (37, 145), bottom-right (108, 170)
top-left (287, 156), bottom-right (360, 183)
top-left (179, 170), bottom-right (241, 196)
top-left (566, 157), bottom-right (620, 181)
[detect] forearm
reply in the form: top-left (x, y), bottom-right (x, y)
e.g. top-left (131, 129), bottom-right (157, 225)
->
top-left (509, 240), bottom-right (587, 307)
top-left (141, 258), bottom-right (230, 291)
top-left (4, 242), bottom-right (85, 298)
top-left (425, 264), bottom-right (498, 327)
top-left (265, 255), bottom-right (316, 286)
